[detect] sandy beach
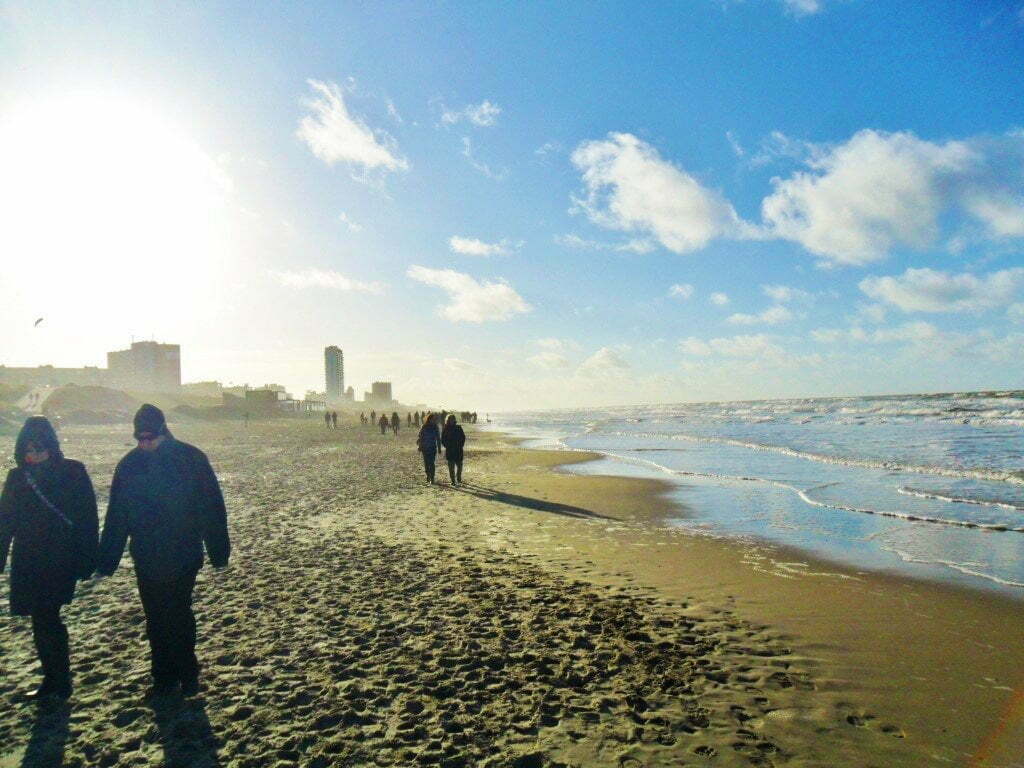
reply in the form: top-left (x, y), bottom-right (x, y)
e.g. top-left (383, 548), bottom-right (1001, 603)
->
top-left (1, 421), bottom-right (1022, 767)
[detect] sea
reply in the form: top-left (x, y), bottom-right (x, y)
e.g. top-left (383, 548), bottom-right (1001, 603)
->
top-left (485, 391), bottom-right (1024, 598)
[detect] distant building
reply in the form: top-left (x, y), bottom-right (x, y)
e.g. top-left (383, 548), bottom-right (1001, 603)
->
top-left (181, 381), bottom-right (222, 398)
top-left (371, 381), bottom-right (393, 403)
top-left (108, 341), bottom-right (181, 392)
top-left (345, 386), bottom-right (355, 401)
top-left (325, 346), bottom-right (344, 400)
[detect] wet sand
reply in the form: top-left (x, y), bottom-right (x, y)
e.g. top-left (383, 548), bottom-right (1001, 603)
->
top-left (0, 421), bottom-right (1021, 767)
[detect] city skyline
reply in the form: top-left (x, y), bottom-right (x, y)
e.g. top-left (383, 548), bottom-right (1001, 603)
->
top-left (1, 2), bottom-right (1022, 411)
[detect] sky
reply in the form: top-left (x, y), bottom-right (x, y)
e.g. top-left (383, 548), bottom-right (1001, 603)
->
top-left (1, 0), bottom-right (1023, 411)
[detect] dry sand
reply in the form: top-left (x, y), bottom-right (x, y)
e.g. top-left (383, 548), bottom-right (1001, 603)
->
top-left (0, 421), bottom-right (1021, 767)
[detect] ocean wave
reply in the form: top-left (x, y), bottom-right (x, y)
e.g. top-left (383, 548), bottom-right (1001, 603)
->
top-left (896, 486), bottom-right (1024, 512)
top-left (587, 451), bottom-right (1024, 534)
top-left (887, 550), bottom-right (1024, 589)
top-left (662, 432), bottom-right (1024, 487)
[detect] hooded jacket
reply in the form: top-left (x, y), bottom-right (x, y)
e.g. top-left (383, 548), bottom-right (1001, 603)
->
top-left (0, 418), bottom-right (99, 615)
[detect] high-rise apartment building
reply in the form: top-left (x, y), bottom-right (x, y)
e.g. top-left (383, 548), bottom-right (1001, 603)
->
top-left (107, 341), bottom-right (181, 392)
top-left (371, 381), bottom-right (392, 403)
top-left (325, 346), bottom-right (344, 400)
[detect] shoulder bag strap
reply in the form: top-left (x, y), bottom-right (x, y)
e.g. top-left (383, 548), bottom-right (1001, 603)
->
top-left (22, 470), bottom-right (74, 532)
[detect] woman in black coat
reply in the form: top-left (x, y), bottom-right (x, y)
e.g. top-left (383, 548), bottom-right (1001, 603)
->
top-left (441, 414), bottom-right (467, 486)
top-left (0, 417), bottom-right (99, 699)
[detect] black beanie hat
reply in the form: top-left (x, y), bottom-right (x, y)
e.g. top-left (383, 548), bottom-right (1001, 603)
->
top-left (133, 404), bottom-right (168, 439)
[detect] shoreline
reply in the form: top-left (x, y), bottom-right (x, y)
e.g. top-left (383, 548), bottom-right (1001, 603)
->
top-left (476, 430), bottom-right (1024, 766)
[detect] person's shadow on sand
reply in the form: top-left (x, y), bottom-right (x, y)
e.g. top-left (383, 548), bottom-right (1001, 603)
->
top-left (150, 697), bottom-right (221, 768)
top-left (453, 483), bottom-right (614, 520)
top-left (18, 702), bottom-right (70, 768)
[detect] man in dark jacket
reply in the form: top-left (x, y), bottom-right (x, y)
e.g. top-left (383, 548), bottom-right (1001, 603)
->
top-left (98, 405), bottom-right (230, 697)
top-left (441, 414), bottom-right (467, 486)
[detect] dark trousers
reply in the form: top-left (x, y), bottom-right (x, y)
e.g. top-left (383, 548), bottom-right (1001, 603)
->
top-left (137, 568), bottom-right (200, 684)
top-left (422, 451), bottom-right (438, 482)
top-left (31, 603), bottom-right (70, 686)
top-left (447, 459), bottom-right (463, 484)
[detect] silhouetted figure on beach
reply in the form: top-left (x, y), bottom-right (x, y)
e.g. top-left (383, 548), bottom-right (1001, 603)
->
top-left (98, 405), bottom-right (230, 698)
top-left (391, 412), bottom-right (400, 436)
top-left (378, 414), bottom-right (388, 435)
top-left (0, 417), bottom-right (99, 700)
top-left (331, 411), bottom-right (338, 429)
top-left (370, 410), bottom-right (376, 425)
top-left (324, 411), bottom-right (331, 428)
top-left (442, 414), bottom-right (467, 486)
top-left (417, 414), bottom-right (442, 484)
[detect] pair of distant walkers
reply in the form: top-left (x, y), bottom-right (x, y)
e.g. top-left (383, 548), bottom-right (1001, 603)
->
top-left (416, 413), bottom-right (466, 485)
top-left (0, 405), bottom-right (230, 701)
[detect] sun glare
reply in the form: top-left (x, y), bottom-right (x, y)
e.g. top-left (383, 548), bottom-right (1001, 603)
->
top-left (0, 90), bottom-right (233, 331)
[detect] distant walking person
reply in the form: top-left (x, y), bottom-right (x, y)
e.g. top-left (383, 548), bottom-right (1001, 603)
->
top-left (391, 412), bottom-right (400, 436)
top-left (370, 410), bottom-right (376, 425)
top-left (324, 411), bottom-right (331, 428)
top-left (442, 414), bottom-right (467, 486)
top-left (407, 413), bottom-right (412, 428)
top-left (331, 411), bottom-right (338, 429)
top-left (0, 417), bottom-right (99, 700)
top-left (417, 414), bottom-right (442, 484)
top-left (98, 405), bottom-right (230, 698)
top-left (378, 414), bottom-right (389, 435)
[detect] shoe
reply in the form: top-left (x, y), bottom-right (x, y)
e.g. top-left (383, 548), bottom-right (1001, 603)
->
top-left (26, 678), bottom-right (54, 700)
top-left (180, 677), bottom-right (201, 697)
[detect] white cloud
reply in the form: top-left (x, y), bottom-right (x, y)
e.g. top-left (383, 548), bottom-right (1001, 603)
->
top-left (386, 100), bottom-right (402, 124)
top-left (726, 131), bottom-right (744, 158)
top-left (461, 137), bottom-right (507, 180)
top-left (762, 131), bottom-right (972, 266)
top-left (578, 346), bottom-right (630, 374)
top-left (554, 233), bottom-right (655, 253)
top-left (442, 100), bottom-right (501, 127)
top-left (782, 0), bottom-right (822, 16)
top-left (669, 283), bottom-right (694, 299)
top-left (810, 321), bottom-right (1011, 362)
top-left (859, 267), bottom-right (1024, 313)
top-left (710, 292), bottom-right (730, 306)
top-left (537, 338), bottom-right (566, 351)
top-left (296, 80), bottom-right (407, 174)
top-left (856, 303), bottom-right (888, 324)
top-left (964, 193), bottom-right (1024, 236)
top-left (727, 305), bottom-right (794, 326)
top-left (762, 130), bottom-right (1024, 266)
top-left (443, 358), bottom-right (479, 373)
top-left (571, 133), bottom-right (751, 254)
top-left (535, 141), bottom-right (561, 156)
top-left (271, 268), bottom-right (384, 294)
top-left (679, 334), bottom-right (784, 358)
top-left (761, 284), bottom-right (809, 303)
top-left (406, 265), bottom-right (531, 322)
top-left (1009, 303), bottom-right (1024, 323)
top-left (528, 351), bottom-right (570, 369)
top-left (570, 128), bottom-right (1024, 266)
top-left (338, 211), bottom-right (362, 233)
top-left (449, 236), bottom-right (509, 257)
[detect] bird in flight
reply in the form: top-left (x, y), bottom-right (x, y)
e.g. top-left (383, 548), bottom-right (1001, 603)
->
top-left (33, 317), bottom-right (43, 327)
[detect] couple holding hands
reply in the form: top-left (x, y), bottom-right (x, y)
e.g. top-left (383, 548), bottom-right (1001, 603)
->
top-left (0, 404), bottom-right (230, 701)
